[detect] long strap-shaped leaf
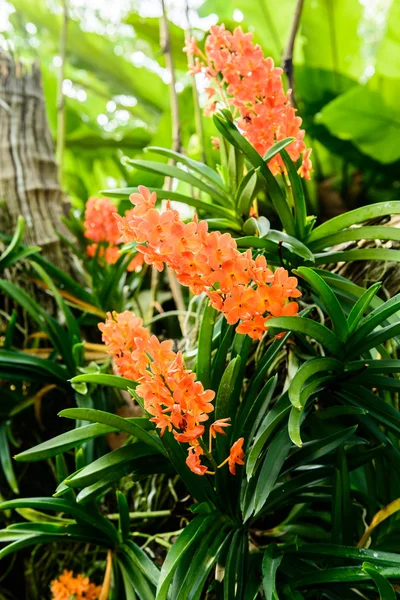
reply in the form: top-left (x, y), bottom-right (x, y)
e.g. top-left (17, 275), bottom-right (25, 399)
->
top-left (347, 282), bottom-right (382, 334)
top-left (347, 293), bottom-right (400, 348)
top-left (289, 357), bottom-right (343, 409)
top-left (59, 408), bottom-right (166, 455)
top-left (103, 187), bottom-right (239, 221)
top-left (267, 316), bottom-right (343, 357)
top-left (213, 114), bottom-right (296, 235)
top-left (280, 149), bottom-right (307, 240)
top-left (146, 146), bottom-right (226, 192)
top-left (309, 225), bottom-right (400, 251)
top-left (156, 513), bottom-right (219, 600)
top-left (295, 267), bottom-right (348, 341)
top-left (314, 248), bottom-right (400, 266)
top-left (125, 159), bottom-right (230, 206)
top-left (308, 201), bottom-right (400, 243)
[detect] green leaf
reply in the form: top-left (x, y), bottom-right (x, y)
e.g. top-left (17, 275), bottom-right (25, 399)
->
top-left (362, 564), bottom-right (395, 599)
top-left (196, 303), bottom-right (217, 391)
top-left (117, 491), bottom-right (130, 541)
top-left (146, 147), bottom-right (226, 192)
top-left (315, 248), bottom-right (400, 267)
top-left (347, 282), bottom-right (382, 334)
top-left (288, 405), bottom-right (305, 447)
top-left (0, 497), bottom-right (118, 544)
top-left (297, 544), bottom-right (400, 568)
top-left (59, 408), bottom-right (165, 455)
top-left (263, 137), bottom-right (295, 162)
top-left (126, 159), bottom-right (229, 205)
top-left (267, 316), bottom-right (343, 356)
top-left (295, 267), bottom-right (348, 341)
top-left (317, 85), bottom-right (400, 164)
top-left (280, 149), bottom-right (307, 240)
top-left (224, 530), bottom-right (246, 600)
top-left (237, 170), bottom-right (258, 215)
top-left (340, 385), bottom-right (400, 437)
top-left (0, 350), bottom-right (69, 385)
top-left (266, 230), bottom-right (315, 262)
top-left (213, 114), bottom-right (296, 235)
top-left (347, 293), bottom-right (400, 350)
top-left (103, 187), bottom-right (237, 221)
top-left (308, 226), bottom-right (400, 252)
top-left (262, 545), bottom-right (282, 600)
top-left (347, 322), bottom-right (400, 358)
top-left (65, 443), bottom-right (158, 488)
top-left (14, 420), bottom-right (149, 462)
top-left (175, 524), bottom-right (231, 600)
top-left (308, 202), bottom-right (400, 243)
top-left (254, 428), bottom-right (292, 515)
top-left (70, 373), bottom-right (137, 391)
top-left (289, 357), bottom-right (343, 409)
top-left (0, 424), bottom-right (19, 494)
top-left (156, 513), bottom-right (217, 600)
top-left (246, 394), bottom-right (291, 480)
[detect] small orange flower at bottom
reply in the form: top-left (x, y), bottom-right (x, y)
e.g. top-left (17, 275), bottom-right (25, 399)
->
top-left (186, 446), bottom-right (208, 476)
top-left (229, 438), bottom-right (245, 475)
top-left (50, 569), bottom-right (101, 600)
top-left (210, 418), bottom-right (231, 439)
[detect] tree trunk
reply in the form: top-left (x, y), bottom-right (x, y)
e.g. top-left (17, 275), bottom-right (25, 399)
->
top-left (0, 52), bottom-right (69, 269)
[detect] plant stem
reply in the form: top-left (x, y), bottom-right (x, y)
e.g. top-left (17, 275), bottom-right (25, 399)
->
top-left (160, 0), bottom-right (186, 334)
top-left (282, 0), bottom-right (304, 107)
top-left (56, 0), bottom-right (69, 186)
top-left (185, 0), bottom-right (207, 163)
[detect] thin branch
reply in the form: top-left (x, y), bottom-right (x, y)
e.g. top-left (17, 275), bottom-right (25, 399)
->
top-left (258, 0), bottom-right (282, 56)
top-left (160, 0), bottom-right (181, 154)
top-left (56, 0), bottom-right (69, 186)
top-left (159, 0), bottom-right (186, 334)
top-left (185, 0), bottom-right (207, 163)
top-left (282, 0), bottom-right (304, 107)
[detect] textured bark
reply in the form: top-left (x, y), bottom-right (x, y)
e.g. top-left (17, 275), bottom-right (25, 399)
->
top-left (0, 53), bottom-right (69, 268)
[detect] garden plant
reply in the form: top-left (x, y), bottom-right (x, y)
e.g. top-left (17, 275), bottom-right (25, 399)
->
top-left (1, 2), bottom-right (400, 599)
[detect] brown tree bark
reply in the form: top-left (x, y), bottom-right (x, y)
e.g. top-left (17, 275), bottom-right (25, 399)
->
top-left (0, 53), bottom-right (69, 269)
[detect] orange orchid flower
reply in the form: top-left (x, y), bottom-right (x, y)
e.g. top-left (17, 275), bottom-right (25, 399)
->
top-left (228, 438), bottom-right (245, 475)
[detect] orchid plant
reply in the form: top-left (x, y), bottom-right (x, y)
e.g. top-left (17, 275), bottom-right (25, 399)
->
top-left (1, 23), bottom-right (400, 600)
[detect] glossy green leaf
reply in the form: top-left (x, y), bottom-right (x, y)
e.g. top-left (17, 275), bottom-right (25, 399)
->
top-left (0, 424), bottom-right (19, 494)
top-left (146, 146), bottom-right (226, 192)
top-left (295, 267), bottom-right (348, 341)
top-left (347, 282), bottom-right (382, 334)
top-left (309, 226), bottom-right (400, 252)
top-left (308, 202), bottom-right (400, 243)
top-left (70, 373), bottom-right (137, 391)
top-left (156, 513), bottom-right (216, 600)
top-left (103, 187), bottom-right (237, 221)
top-left (126, 159), bottom-right (229, 205)
top-left (59, 408), bottom-right (165, 454)
top-left (213, 113), bottom-right (296, 235)
top-left (267, 316), bottom-right (343, 356)
top-left (280, 149), bottom-right (307, 240)
top-left (246, 393), bottom-right (291, 480)
top-left (196, 303), bottom-right (217, 391)
top-left (314, 248), bottom-right (400, 266)
top-left (289, 357), bottom-right (342, 408)
top-left (254, 428), bottom-right (292, 515)
top-left (65, 443), bottom-right (157, 488)
top-left (262, 545), bottom-right (282, 600)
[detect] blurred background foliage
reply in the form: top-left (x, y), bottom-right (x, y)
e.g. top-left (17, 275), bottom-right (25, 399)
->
top-left (0, 0), bottom-right (398, 215)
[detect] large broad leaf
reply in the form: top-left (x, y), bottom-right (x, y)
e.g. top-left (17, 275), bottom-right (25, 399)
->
top-left (317, 85), bottom-right (400, 164)
top-left (11, 0), bottom-right (167, 111)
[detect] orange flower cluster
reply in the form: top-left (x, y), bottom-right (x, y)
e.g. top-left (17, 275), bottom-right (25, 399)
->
top-left (115, 187), bottom-right (300, 340)
top-left (50, 570), bottom-right (101, 600)
top-left (184, 25), bottom-right (313, 180)
top-left (99, 311), bottom-right (245, 476)
top-left (84, 197), bottom-right (143, 272)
